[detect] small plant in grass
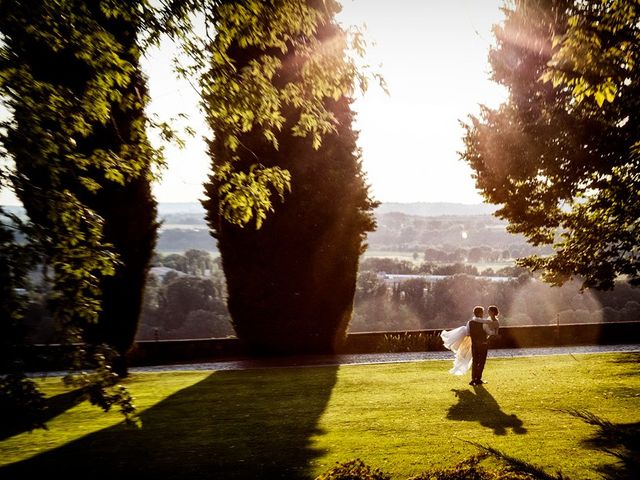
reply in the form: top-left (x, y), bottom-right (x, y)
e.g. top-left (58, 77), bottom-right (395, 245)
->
top-left (464, 444), bottom-right (567, 480)
top-left (411, 454), bottom-right (545, 479)
top-left (409, 453), bottom-right (538, 479)
top-left (315, 458), bottom-right (391, 480)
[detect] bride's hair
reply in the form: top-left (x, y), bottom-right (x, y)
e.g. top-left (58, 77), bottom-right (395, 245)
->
top-left (488, 305), bottom-right (499, 315)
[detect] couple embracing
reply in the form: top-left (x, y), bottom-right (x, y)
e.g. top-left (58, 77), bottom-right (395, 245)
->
top-left (440, 305), bottom-right (500, 386)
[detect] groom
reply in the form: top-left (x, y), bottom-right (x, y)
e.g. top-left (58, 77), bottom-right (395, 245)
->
top-left (468, 306), bottom-right (490, 386)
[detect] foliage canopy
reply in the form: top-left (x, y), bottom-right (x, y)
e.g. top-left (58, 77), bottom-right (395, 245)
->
top-left (462, 0), bottom-right (640, 289)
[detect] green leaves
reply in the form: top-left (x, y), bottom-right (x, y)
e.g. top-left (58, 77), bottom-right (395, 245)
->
top-left (462, 0), bottom-right (640, 289)
top-left (187, 0), bottom-right (381, 227)
top-left (217, 165), bottom-right (292, 229)
top-left (0, 0), bottom-right (165, 422)
top-left (544, 0), bottom-right (637, 108)
top-left (63, 345), bottom-right (141, 427)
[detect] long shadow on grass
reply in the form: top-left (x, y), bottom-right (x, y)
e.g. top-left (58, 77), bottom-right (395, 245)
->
top-left (609, 353), bottom-right (640, 377)
top-left (447, 385), bottom-right (527, 435)
top-left (567, 409), bottom-right (640, 480)
top-left (0, 388), bottom-right (84, 441)
top-left (0, 366), bottom-right (338, 480)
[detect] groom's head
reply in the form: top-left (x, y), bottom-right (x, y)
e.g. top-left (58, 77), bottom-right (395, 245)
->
top-left (473, 306), bottom-right (484, 318)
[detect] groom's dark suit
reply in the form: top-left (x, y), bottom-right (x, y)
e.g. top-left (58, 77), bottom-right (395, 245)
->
top-left (468, 319), bottom-right (489, 383)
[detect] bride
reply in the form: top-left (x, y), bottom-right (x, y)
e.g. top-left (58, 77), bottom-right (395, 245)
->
top-left (440, 306), bottom-right (498, 375)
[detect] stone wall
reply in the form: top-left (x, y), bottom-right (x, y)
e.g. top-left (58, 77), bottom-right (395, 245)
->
top-left (20, 321), bottom-right (640, 371)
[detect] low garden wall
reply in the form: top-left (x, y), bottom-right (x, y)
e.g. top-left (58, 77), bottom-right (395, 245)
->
top-left (21, 321), bottom-right (640, 371)
top-left (131, 321), bottom-right (640, 364)
top-left (341, 321), bottom-right (640, 354)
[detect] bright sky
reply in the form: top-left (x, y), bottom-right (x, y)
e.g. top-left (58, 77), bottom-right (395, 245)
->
top-left (0, 0), bottom-right (507, 206)
top-left (339, 0), bottom-right (508, 203)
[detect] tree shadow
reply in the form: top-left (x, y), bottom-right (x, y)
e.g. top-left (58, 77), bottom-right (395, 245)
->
top-left (567, 409), bottom-right (640, 480)
top-left (0, 366), bottom-right (338, 479)
top-left (608, 353), bottom-right (640, 377)
top-left (0, 388), bottom-right (84, 441)
top-left (447, 385), bottom-right (527, 435)
top-left (609, 353), bottom-right (640, 365)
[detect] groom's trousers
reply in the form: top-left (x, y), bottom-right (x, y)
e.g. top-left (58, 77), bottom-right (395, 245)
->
top-left (468, 321), bottom-right (489, 382)
top-left (471, 339), bottom-right (489, 382)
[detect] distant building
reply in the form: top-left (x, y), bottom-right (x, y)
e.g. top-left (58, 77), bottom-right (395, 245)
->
top-left (149, 266), bottom-right (186, 281)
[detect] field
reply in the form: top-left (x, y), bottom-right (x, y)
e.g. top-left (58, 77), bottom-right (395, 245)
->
top-left (362, 250), bottom-right (424, 263)
top-left (363, 249), bottom-right (516, 272)
top-left (1, 352), bottom-right (638, 479)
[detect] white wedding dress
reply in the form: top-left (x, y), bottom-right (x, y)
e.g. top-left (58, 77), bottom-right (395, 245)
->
top-left (440, 324), bottom-right (472, 375)
top-left (441, 318), bottom-right (498, 375)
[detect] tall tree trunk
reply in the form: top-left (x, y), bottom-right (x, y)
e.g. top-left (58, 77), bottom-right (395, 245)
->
top-left (3, 2), bottom-right (158, 377)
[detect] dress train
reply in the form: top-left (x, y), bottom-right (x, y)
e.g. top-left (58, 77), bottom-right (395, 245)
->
top-left (440, 325), bottom-right (472, 375)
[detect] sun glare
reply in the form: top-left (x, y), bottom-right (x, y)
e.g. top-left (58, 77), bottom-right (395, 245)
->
top-left (146, 0), bottom-right (510, 205)
top-left (508, 279), bottom-right (604, 331)
top-left (0, 1), bottom-right (510, 207)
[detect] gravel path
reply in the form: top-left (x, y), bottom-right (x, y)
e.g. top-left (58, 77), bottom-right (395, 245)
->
top-left (127, 344), bottom-right (640, 373)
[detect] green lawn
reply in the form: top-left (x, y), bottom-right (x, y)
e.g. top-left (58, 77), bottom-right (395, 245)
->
top-left (1, 352), bottom-right (638, 479)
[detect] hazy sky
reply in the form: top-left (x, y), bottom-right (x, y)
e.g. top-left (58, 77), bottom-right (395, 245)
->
top-left (147, 0), bottom-right (508, 205)
top-left (0, 0), bottom-right (508, 206)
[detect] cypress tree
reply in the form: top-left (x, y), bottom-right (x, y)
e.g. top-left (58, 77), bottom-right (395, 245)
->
top-left (80, 13), bottom-right (159, 377)
top-left (0, 1), bottom-right (159, 376)
top-left (202, 0), bottom-right (377, 354)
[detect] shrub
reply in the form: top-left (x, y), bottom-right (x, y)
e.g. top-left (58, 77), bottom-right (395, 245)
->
top-left (318, 453), bottom-right (566, 480)
top-left (315, 459), bottom-right (391, 480)
top-left (425, 331), bottom-right (444, 351)
top-left (376, 332), bottom-right (443, 353)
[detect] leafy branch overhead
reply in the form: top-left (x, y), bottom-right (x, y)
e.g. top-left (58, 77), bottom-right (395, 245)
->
top-left (542, 0), bottom-right (638, 107)
top-left (216, 163), bottom-right (291, 229)
top-left (180, 0), bottom-right (385, 228)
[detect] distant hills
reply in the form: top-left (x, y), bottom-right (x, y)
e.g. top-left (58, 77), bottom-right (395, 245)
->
top-left (2, 201), bottom-right (521, 253)
top-left (4, 201), bottom-right (500, 219)
top-left (157, 202), bottom-right (499, 218)
top-left (374, 202), bottom-right (498, 217)
top-left (157, 202), bottom-right (206, 215)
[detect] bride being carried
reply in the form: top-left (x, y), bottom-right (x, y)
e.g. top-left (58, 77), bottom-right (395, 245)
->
top-left (440, 305), bottom-right (499, 382)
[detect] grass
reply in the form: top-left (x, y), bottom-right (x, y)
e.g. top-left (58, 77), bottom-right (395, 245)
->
top-left (1, 352), bottom-right (638, 479)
